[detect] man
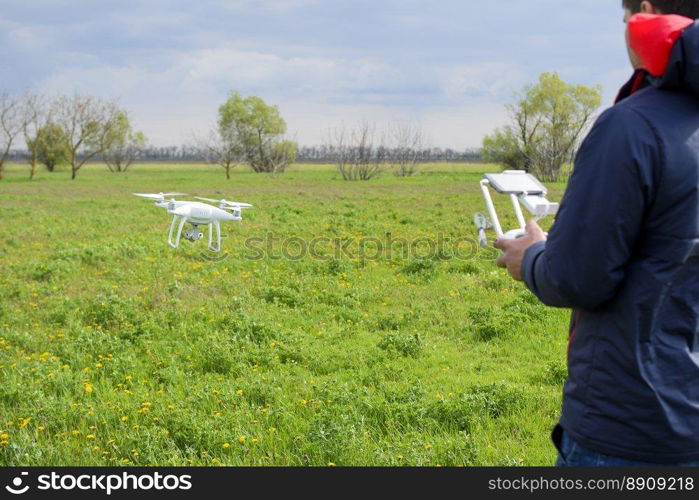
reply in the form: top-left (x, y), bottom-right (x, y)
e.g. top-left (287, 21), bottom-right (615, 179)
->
top-left (495, 0), bottom-right (699, 466)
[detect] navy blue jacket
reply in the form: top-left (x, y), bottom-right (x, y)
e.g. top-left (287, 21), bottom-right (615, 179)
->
top-left (522, 21), bottom-right (699, 462)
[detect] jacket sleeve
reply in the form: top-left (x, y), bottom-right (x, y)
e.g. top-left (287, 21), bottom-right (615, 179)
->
top-left (521, 105), bottom-right (658, 310)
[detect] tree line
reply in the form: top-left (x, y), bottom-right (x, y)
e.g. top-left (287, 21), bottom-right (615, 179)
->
top-left (1, 72), bottom-right (602, 182)
top-left (5, 144), bottom-right (482, 164)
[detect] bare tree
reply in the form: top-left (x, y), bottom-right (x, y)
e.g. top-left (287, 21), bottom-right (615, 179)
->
top-left (197, 129), bottom-right (240, 179)
top-left (266, 137), bottom-right (297, 175)
top-left (54, 94), bottom-right (120, 180)
top-left (329, 122), bottom-right (386, 181)
top-left (0, 93), bottom-right (22, 181)
top-left (21, 93), bottom-right (50, 180)
top-left (389, 121), bottom-right (424, 177)
top-left (329, 126), bottom-right (350, 179)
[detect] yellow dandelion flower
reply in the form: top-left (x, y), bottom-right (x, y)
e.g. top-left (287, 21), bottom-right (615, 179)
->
top-left (84, 383), bottom-right (93, 394)
top-left (19, 418), bottom-right (31, 429)
top-left (235, 389), bottom-right (243, 396)
top-left (327, 462), bottom-right (336, 467)
top-left (238, 436), bottom-right (246, 444)
top-left (86, 434), bottom-right (95, 439)
top-left (222, 443), bottom-right (230, 449)
top-left (121, 416), bottom-right (129, 422)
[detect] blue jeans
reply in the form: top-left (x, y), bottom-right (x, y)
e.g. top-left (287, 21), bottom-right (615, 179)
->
top-left (553, 425), bottom-right (699, 467)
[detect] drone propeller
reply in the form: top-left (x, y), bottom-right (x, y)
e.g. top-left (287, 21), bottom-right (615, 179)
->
top-left (194, 197), bottom-right (253, 209)
top-left (133, 192), bottom-right (187, 200)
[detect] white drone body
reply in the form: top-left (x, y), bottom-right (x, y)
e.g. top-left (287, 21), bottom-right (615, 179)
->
top-left (133, 192), bottom-right (253, 252)
top-left (475, 171), bottom-right (559, 247)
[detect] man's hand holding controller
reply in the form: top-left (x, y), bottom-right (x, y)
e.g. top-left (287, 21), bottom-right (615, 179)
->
top-left (494, 220), bottom-right (547, 281)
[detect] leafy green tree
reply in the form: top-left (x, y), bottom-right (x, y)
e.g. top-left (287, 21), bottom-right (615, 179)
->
top-left (102, 111), bottom-right (147, 172)
top-left (482, 72), bottom-right (601, 181)
top-left (27, 123), bottom-right (71, 173)
top-left (482, 127), bottom-right (527, 171)
top-left (21, 93), bottom-right (47, 180)
top-left (218, 92), bottom-right (296, 173)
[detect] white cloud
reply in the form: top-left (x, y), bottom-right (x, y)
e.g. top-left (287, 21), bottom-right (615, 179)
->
top-left (215, 0), bottom-right (320, 12)
top-left (2, 0), bottom-right (628, 149)
top-left (32, 42), bottom-right (520, 148)
top-left (437, 63), bottom-right (528, 101)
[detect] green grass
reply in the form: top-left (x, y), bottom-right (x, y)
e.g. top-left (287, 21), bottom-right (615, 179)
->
top-left (0, 161), bottom-right (569, 466)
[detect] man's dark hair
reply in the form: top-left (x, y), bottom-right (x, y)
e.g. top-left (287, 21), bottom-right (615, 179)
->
top-left (622, 0), bottom-right (699, 18)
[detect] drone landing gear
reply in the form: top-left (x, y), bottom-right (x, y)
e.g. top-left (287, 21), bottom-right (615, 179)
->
top-left (167, 215), bottom-right (222, 252)
top-left (208, 221), bottom-right (222, 253)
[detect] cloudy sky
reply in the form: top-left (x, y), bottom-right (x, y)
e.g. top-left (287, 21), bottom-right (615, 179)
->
top-left (1, 0), bottom-right (630, 148)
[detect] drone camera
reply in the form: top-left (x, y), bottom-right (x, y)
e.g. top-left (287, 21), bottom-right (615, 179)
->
top-left (184, 227), bottom-right (204, 242)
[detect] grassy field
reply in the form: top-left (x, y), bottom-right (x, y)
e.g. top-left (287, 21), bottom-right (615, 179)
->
top-left (0, 162), bottom-right (570, 466)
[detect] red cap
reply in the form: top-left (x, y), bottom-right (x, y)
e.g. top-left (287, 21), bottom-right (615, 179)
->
top-left (628, 13), bottom-right (693, 76)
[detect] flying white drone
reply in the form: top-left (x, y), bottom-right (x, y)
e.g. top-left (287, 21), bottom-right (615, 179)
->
top-left (474, 170), bottom-right (559, 247)
top-left (133, 192), bottom-right (253, 252)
